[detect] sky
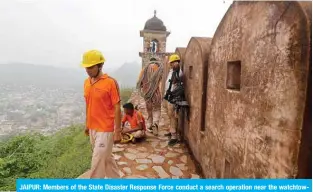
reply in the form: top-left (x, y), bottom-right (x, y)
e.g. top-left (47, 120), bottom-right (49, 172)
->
top-left (0, 0), bottom-right (232, 70)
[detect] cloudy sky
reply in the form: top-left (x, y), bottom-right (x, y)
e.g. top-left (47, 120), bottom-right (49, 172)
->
top-left (0, 0), bottom-right (232, 70)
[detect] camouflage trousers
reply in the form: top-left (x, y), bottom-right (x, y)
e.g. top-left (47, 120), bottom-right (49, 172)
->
top-left (145, 99), bottom-right (161, 129)
top-left (143, 88), bottom-right (162, 129)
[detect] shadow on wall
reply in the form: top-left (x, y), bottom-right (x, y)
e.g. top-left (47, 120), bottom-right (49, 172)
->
top-left (161, 1), bottom-right (312, 178)
top-left (181, 37), bottom-right (212, 164)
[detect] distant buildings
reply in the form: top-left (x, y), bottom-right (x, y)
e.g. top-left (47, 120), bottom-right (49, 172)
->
top-left (0, 83), bottom-right (85, 139)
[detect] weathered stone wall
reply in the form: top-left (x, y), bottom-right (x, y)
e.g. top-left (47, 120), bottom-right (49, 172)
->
top-left (140, 31), bottom-right (169, 68)
top-left (296, 2), bottom-right (312, 179)
top-left (202, 1), bottom-right (311, 178)
top-left (182, 37), bottom-right (212, 163)
top-left (175, 48), bottom-right (186, 70)
top-left (142, 32), bottom-right (167, 53)
top-left (160, 1), bottom-right (311, 178)
top-left (141, 53), bottom-right (170, 68)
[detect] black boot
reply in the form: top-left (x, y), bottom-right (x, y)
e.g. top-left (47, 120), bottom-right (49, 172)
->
top-left (152, 123), bottom-right (158, 136)
top-left (168, 139), bottom-right (179, 146)
top-left (147, 125), bottom-right (153, 133)
top-left (164, 132), bottom-right (171, 137)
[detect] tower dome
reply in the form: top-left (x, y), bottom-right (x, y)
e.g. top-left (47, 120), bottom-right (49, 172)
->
top-left (144, 10), bottom-right (167, 31)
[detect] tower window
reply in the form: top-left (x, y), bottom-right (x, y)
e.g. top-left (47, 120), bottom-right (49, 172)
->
top-left (150, 39), bottom-right (159, 53)
top-left (189, 66), bottom-right (193, 79)
top-left (226, 60), bottom-right (241, 91)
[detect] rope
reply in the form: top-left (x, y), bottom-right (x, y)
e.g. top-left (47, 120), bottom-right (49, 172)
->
top-left (136, 61), bottom-right (164, 102)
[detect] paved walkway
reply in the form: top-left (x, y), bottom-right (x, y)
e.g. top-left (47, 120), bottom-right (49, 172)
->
top-left (79, 91), bottom-right (201, 179)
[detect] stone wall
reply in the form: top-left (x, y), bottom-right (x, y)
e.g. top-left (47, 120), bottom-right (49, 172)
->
top-left (175, 48), bottom-right (186, 70)
top-left (161, 1), bottom-right (311, 178)
top-left (142, 32), bottom-right (168, 52)
top-left (141, 52), bottom-right (171, 68)
top-left (140, 31), bottom-right (169, 68)
top-left (182, 37), bottom-right (212, 163)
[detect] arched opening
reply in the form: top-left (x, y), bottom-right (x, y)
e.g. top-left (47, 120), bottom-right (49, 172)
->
top-left (149, 39), bottom-right (159, 53)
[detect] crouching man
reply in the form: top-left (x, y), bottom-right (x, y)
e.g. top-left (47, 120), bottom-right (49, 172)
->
top-left (121, 103), bottom-right (146, 143)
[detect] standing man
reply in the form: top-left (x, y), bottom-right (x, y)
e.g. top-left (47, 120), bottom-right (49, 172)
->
top-left (164, 54), bottom-right (184, 146)
top-left (81, 50), bottom-right (121, 178)
top-left (137, 57), bottom-right (163, 136)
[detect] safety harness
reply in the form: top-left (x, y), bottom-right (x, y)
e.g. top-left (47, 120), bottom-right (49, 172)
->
top-left (164, 68), bottom-right (190, 120)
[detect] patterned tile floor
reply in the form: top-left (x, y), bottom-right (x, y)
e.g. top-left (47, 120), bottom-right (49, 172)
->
top-left (79, 91), bottom-right (201, 179)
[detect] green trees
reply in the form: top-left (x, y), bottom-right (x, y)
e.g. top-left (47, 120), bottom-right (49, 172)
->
top-left (0, 88), bottom-right (134, 190)
top-left (120, 88), bottom-right (134, 104)
top-left (0, 125), bottom-right (91, 190)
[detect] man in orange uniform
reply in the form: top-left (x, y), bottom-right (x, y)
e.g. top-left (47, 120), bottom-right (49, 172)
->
top-left (81, 50), bottom-right (121, 178)
top-left (137, 57), bottom-right (163, 136)
top-left (121, 102), bottom-right (146, 143)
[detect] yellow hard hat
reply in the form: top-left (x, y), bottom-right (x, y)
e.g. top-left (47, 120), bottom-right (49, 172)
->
top-left (120, 133), bottom-right (134, 143)
top-left (81, 50), bottom-right (106, 68)
top-left (169, 54), bottom-right (180, 63)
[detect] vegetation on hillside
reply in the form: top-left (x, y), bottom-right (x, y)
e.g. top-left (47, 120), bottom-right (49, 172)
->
top-left (120, 88), bottom-right (134, 105)
top-left (0, 88), bottom-right (133, 191)
top-left (0, 125), bottom-right (90, 190)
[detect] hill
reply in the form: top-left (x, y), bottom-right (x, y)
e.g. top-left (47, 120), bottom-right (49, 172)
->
top-left (0, 63), bottom-right (85, 89)
top-left (110, 61), bottom-right (141, 88)
top-left (0, 62), bottom-right (141, 88)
